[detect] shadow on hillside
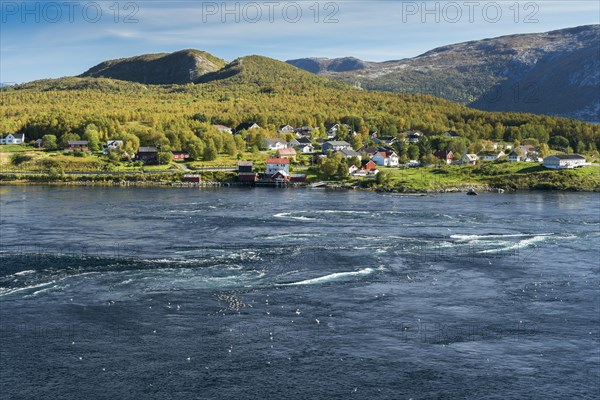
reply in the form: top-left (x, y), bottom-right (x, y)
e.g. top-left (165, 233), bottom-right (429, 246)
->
top-left (517, 165), bottom-right (545, 174)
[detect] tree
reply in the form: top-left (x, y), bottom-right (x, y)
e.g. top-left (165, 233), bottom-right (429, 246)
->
top-left (421, 153), bottom-right (438, 166)
top-left (375, 170), bottom-right (391, 186)
top-left (350, 134), bottom-right (363, 150)
top-left (157, 151), bottom-right (172, 165)
top-left (224, 135), bottom-right (238, 155)
top-left (83, 124), bottom-right (101, 151)
top-left (188, 138), bottom-right (205, 160)
top-left (41, 134), bottom-right (58, 150)
top-left (407, 144), bottom-right (420, 160)
top-left (203, 139), bottom-right (218, 161)
top-left (234, 135), bottom-right (245, 153)
top-left (548, 135), bottom-right (569, 150)
top-left (59, 133), bottom-right (81, 148)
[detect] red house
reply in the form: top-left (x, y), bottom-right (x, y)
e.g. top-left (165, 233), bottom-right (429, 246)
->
top-left (290, 174), bottom-right (306, 183)
top-left (172, 151), bottom-right (190, 161)
top-left (361, 159), bottom-right (377, 171)
top-left (183, 174), bottom-right (201, 183)
top-left (433, 150), bottom-right (454, 165)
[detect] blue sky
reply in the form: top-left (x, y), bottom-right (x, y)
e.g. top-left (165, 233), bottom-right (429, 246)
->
top-left (1, 1), bottom-right (598, 83)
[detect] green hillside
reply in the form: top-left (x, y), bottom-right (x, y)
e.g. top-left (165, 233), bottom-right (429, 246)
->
top-left (1, 54), bottom-right (599, 158)
top-left (80, 49), bottom-right (227, 84)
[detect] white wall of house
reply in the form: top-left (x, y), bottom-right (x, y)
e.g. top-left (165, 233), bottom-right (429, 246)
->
top-left (266, 163), bottom-right (290, 175)
top-left (543, 156), bottom-right (586, 169)
top-left (1, 134), bottom-right (24, 144)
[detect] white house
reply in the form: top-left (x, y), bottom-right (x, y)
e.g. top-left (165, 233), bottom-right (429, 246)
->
top-left (278, 124), bottom-right (295, 134)
top-left (479, 151), bottom-right (505, 161)
top-left (507, 150), bottom-right (521, 162)
top-left (264, 138), bottom-right (288, 151)
top-left (372, 150), bottom-right (399, 167)
top-left (289, 138), bottom-right (314, 153)
top-left (543, 154), bottom-right (586, 170)
top-left (0, 133), bottom-right (25, 145)
top-left (325, 123), bottom-right (342, 139)
top-left (462, 154), bottom-right (479, 165)
top-left (102, 140), bottom-right (124, 154)
top-left (442, 130), bottom-right (460, 139)
top-left (405, 130), bottom-right (423, 143)
top-left (322, 141), bottom-right (352, 153)
top-left (294, 126), bottom-right (313, 138)
top-left (266, 158), bottom-right (290, 175)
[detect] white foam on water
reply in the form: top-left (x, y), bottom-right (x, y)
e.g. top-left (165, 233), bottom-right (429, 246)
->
top-left (451, 233), bottom-right (539, 241)
top-left (263, 233), bottom-right (324, 240)
top-left (273, 212), bottom-right (321, 221)
top-left (14, 270), bottom-right (36, 276)
top-left (478, 235), bottom-right (550, 254)
top-left (0, 280), bottom-right (57, 297)
top-left (280, 267), bottom-right (375, 286)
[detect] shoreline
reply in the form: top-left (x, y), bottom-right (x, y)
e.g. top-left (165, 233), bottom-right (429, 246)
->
top-left (1, 178), bottom-right (598, 193)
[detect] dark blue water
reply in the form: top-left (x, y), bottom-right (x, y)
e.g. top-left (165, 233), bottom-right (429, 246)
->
top-left (1, 186), bottom-right (599, 399)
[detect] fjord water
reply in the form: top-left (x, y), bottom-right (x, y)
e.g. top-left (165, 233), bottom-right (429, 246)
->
top-left (0, 186), bottom-right (598, 399)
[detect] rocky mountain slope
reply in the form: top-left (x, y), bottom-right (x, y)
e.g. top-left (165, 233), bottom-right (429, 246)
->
top-left (287, 25), bottom-right (600, 122)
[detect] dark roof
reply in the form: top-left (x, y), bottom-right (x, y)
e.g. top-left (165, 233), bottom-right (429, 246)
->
top-left (337, 149), bottom-right (360, 157)
top-left (171, 151), bottom-right (189, 155)
top-left (295, 137), bottom-right (312, 144)
top-left (433, 150), bottom-right (453, 158)
top-left (549, 154), bottom-right (586, 160)
top-left (138, 146), bottom-right (158, 153)
top-left (235, 122), bottom-right (259, 132)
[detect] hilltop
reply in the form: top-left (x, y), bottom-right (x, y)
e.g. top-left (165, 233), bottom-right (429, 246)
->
top-left (80, 49), bottom-right (226, 85)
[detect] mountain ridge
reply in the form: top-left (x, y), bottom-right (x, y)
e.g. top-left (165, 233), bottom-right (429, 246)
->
top-left (287, 25), bottom-right (600, 122)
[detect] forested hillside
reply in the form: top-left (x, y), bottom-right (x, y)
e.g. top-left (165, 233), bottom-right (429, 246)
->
top-left (2, 55), bottom-right (598, 158)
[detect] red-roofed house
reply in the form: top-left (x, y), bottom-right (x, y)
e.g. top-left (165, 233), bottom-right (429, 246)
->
top-left (372, 150), bottom-right (399, 167)
top-left (266, 158), bottom-right (290, 176)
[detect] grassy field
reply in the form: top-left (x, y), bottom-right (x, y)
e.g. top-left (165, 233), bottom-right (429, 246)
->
top-left (187, 151), bottom-right (268, 169)
top-left (376, 161), bottom-right (600, 191)
top-left (0, 144), bottom-right (42, 153)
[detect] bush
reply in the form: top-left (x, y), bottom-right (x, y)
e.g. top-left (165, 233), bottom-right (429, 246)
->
top-left (11, 154), bottom-right (33, 165)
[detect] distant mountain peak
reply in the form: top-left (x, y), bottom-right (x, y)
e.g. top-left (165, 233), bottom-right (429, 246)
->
top-left (286, 56), bottom-right (369, 74)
